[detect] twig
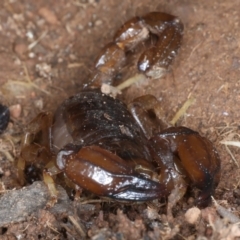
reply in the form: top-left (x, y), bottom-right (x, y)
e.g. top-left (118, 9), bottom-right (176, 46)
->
top-left (23, 65), bottom-right (50, 95)
top-left (220, 140), bottom-right (240, 148)
top-left (116, 73), bottom-right (146, 90)
top-left (224, 145), bottom-right (239, 167)
top-left (28, 31), bottom-right (48, 50)
top-left (212, 196), bottom-right (240, 224)
top-left (80, 199), bottom-right (112, 205)
top-left (170, 97), bottom-right (195, 126)
top-left (68, 216), bottom-right (86, 238)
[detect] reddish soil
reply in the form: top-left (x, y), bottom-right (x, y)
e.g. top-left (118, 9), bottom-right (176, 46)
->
top-left (0, 0), bottom-right (240, 239)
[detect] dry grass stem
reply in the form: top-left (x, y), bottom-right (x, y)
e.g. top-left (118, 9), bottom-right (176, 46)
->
top-left (28, 30), bottom-right (48, 50)
top-left (220, 141), bottom-right (240, 148)
top-left (224, 145), bottom-right (239, 167)
top-left (116, 73), bottom-right (146, 90)
top-left (68, 216), bottom-right (86, 238)
top-left (170, 97), bottom-right (195, 126)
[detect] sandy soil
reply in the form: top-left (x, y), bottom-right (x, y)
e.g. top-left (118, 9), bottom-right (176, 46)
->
top-left (0, 0), bottom-right (240, 239)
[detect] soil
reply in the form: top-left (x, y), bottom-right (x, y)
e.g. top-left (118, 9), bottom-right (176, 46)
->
top-left (0, 0), bottom-right (240, 239)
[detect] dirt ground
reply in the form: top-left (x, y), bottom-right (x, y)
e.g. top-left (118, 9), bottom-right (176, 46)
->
top-left (0, 0), bottom-right (240, 239)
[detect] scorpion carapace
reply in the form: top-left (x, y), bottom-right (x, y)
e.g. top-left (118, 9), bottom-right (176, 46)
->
top-left (17, 12), bottom-right (221, 217)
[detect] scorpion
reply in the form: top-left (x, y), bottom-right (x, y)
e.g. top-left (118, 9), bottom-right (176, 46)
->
top-left (17, 12), bottom-right (221, 218)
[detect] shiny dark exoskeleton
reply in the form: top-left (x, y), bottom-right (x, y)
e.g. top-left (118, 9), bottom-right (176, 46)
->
top-left (17, 12), bottom-right (221, 216)
top-left (0, 104), bottom-right (10, 134)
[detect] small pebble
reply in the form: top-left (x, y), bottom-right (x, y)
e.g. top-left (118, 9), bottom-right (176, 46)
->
top-left (9, 104), bottom-right (22, 119)
top-left (185, 207), bottom-right (201, 224)
top-left (38, 7), bottom-right (59, 25)
top-left (13, 42), bottom-right (28, 59)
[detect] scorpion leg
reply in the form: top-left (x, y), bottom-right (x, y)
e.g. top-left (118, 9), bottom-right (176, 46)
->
top-left (18, 112), bottom-right (52, 184)
top-left (149, 127), bottom-right (221, 208)
top-left (17, 112), bottom-right (59, 203)
top-left (128, 94), bottom-right (169, 139)
top-left (148, 135), bottom-right (188, 219)
top-left (129, 95), bottom-right (220, 218)
top-left (128, 94), bottom-right (187, 218)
